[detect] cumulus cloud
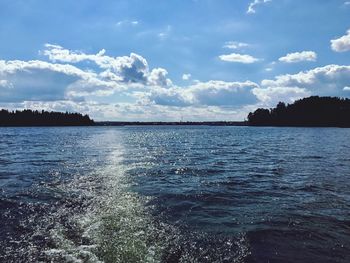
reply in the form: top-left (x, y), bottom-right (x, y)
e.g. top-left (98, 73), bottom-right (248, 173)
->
top-left (0, 59), bottom-right (122, 102)
top-left (144, 80), bottom-right (260, 107)
top-left (0, 45), bottom-right (177, 120)
top-left (331, 29), bottom-right (350, 52)
top-left (247, 64), bottom-right (350, 108)
top-left (148, 68), bottom-right (173, 88)
top-left (0, 44), bottom-right (175, 105)
top-left (43, 44), bottom-right (172, 86)
top-left (3, 44), bottom-right (350, 121)
top-left (0, 59), bottom-right (90, 77)
top-left (142, 88), bottom-right (190, 107)
top-left (188, 81), bottom-right (259, 106)
top-left (113, 53), bottom-right (149, 83)
top-left (252, 86), bottom-right (310, 105)
top-left (278, 51), bottom-right (317, 63)
top-left (260, 65), bottom-right (350, 100)
top-left (182, 74), bottom-right (191, 80)
top-left (43, 44), bottom-right (108, 65)
top-left (0, 45), bottom-right (261, 120)
top-left (219, 53), bottom-right (260, 63)
top-left (43, 44), bottom-right (149, 83)
top-left (247, 0), bottom-right (272, 14)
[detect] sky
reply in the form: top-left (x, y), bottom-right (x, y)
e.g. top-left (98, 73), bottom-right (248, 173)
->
top-left (0, 0), bottom-right (350, 121)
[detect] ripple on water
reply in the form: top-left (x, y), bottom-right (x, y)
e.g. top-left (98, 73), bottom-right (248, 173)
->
top-left (1, 126), bottom-right (350, 262)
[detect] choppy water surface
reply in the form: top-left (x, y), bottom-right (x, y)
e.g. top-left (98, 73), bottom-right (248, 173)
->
top-left (1, 126), bottom-right (350, 263)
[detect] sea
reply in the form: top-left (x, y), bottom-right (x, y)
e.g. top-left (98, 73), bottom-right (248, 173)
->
top-left (0, 126), bottom-right (349, 263)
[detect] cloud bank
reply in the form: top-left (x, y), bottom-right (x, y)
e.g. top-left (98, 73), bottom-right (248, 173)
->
top-left (260, 64), bottom-right (350, 99)
top-left (1, 44), bottom-right (350, 121)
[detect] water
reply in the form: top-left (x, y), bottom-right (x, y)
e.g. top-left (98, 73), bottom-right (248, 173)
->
top-left (0, 126), bottom-right (350, 263)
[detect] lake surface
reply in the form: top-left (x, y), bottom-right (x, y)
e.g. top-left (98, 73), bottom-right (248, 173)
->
top-left (1, 126), bottom-right (350, 263)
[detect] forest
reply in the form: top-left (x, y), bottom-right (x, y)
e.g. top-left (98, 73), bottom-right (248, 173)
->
top-left (0, 109), bottom-right (94, 126)
top-left (248, 96), bottom-right (350, 127)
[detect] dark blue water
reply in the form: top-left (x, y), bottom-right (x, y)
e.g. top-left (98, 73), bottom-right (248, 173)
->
top-left (1, 126), bottom-right (350, 262)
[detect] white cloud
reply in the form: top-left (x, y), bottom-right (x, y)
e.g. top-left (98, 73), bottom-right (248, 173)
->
top-left (1, 45), bottom-right (263, 120)
top-left (252, 86), bottom-right (310, 106)
top-left (0, 59), bottom-right (123, 102)
top-left (43, 44), bottom-right (149, 83)
top-left (219, 53), bottom-right (260, 64)
top-left (261, 64), bottom-right (350, 99)
top-left (187, 80), bottom-right (259, 106)
top-left (1, 99), bottom-right (252, 121)
top-left (43, 44), bottom-right (172, 86)
top-left (1, 44), bottom-right (179, 104)
top-left (144, 80), bottom-right (259, 107)
top-left (331, 29), bottom-right (350, 52)
top-left (182, 74), bottom-right (191, 80)
top-left (278, 51), bottom-right (317, 63)
top-left (42, 44), bottom-right (108, 65)
top-left (141, 88), bottom-right (191, 107)
top-left (3, 44), bottom-right (350, 121)
top-left (0, 58), bottom-right (90, 77)
top-left (248, 64), bottom-right (350, 108)
top-left (247, 0), bottom-right (272, 14)
top-left (224, 41), bottom-right (249, 50)
top-left (148, 68), bottom-right (173, 88)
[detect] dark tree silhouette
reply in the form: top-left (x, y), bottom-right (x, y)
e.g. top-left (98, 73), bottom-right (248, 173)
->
top-left (248, 96), bottom-right (350, 127)
top-left (0, 109), bottom-right (94, 126)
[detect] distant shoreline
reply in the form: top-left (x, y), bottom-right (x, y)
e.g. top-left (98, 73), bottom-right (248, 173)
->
top-left (0, 109), bottom-right (94, 127)
top-left (2, 121), bottom-right (350, 127)
top-left (2, 96), bottom-right (350, 128)
top-left (0, 122), bottom-right (247, 127)
top-left (94, 121), bottom-right (248, 126)
top-left (94, 122), bottom-right (350, 127)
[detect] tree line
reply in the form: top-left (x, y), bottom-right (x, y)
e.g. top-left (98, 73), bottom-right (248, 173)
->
top-left (0, 109), bottom-right (94, 126)
top-left (248, 96), bottom-right (350, 127)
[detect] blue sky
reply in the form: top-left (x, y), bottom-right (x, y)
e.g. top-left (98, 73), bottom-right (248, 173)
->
top-left (0, 0), bottom-right (350, 121)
